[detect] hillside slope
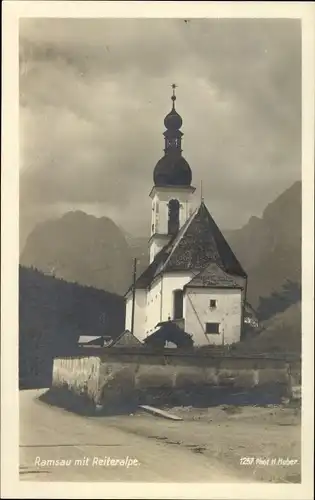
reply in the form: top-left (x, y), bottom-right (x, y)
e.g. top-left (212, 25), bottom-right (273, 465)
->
top-left (19, 265), bottom-right (125, 388)
top-left (235, 302), bottom-right (301, 353)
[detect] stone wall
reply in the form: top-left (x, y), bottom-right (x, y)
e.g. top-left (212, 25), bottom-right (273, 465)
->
top-left (52, 355), bottom-right (102, 402)
top-left (52, 349), bottom-right (301, 410)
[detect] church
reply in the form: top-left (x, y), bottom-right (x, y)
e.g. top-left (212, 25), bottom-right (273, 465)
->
top-left (125, 85), bottom-right (248, 347)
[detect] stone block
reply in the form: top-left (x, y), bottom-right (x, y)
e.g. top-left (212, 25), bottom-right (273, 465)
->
top-left (233, 370), bottom-right (256, 388)
top-left (174, 367), bottom-right (207, 388)
top-left (217, 369), bottom-right (237, 386)
top-left (258, 368), bottom-right (289, 385)
top-left (204, 367), bottom-right (219, 385)
top-left (135, 365), bottom-right (175, 388)
top-left (99, 364), bottom-right (137, 390)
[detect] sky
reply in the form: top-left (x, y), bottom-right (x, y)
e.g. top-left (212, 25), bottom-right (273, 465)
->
top-left (19, 17), bottom-right (301, 246)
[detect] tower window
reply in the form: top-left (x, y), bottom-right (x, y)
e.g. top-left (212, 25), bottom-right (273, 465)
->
top-left (209, 299), bottom-right (217, 309)
top-left (205, 322), bottom-right (220, 334)
top-left (173, 289), bottom-right (184, 320)
top-left (167, 137), bottom-right (180, 149)
top-left (168, 199), bottom-right (180, 235)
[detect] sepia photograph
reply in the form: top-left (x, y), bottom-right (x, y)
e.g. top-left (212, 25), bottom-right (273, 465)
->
top-left (1, 2), bottom-right (314, 499)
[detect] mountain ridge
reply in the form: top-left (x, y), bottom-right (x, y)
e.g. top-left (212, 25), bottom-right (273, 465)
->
top-left (20, 210), bottom-right (134, 295)
top-left (20, 180), bottom-right (301, 315)
top-left (224, 181), bottom-right (301, 309)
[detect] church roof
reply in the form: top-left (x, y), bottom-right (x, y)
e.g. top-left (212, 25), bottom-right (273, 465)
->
top-left (153, 154), bottom-right (192, 187)
top-left (128, 201), bottom-right (246, 293)
top-left (163, 202), bottom-right (246, 275)
top-left (106, 329), bottom-right (143, 348)
top-left (184, 262), bottom-right (242, 289)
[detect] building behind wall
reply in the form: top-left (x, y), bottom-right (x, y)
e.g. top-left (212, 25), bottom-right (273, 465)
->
top-left (125, 85), bottom-right (247, 347)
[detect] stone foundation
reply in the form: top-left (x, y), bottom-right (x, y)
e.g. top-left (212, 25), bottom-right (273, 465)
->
top-left (50, 349), bottom-right (301, 413)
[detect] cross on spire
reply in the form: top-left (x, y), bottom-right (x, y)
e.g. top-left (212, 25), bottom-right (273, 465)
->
top-left (171, 83), bottom-right (177, 107)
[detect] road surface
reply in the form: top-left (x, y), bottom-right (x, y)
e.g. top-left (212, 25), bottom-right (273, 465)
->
top-left (20, 389), bottom-right (246, 482)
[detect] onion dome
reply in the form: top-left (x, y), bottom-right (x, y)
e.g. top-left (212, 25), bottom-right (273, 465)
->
top-left (153, 84), bottom-right (192, 187)
top-left (164, 108), bottom-right (183, 130)
top-left (154, 155), bottom-right (192, 187)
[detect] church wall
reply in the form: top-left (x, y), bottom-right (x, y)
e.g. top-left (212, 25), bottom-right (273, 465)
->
top-left (229, 274), bottom-right (247, 304)
top-left (151, 188), bottom-right (194, 235)
top-left (125, 290), bottom-right (146, 339)
top-left (125, 294), bottom-right (132, 331)
top-left (144, 278), bottom-right (162, 337)
top-left (184, 288), bottom-right (242, 347)
top-left (149, 236), bottom-right (170, 263)
top-left (161, 273), bottom-right (194, 321)
top-left (149, 188), bottom-right (195, 262)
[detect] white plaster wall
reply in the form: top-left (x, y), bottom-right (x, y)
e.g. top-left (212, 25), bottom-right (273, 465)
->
top-left (125, 290), bottom-right (146, 339)
top-left (229, 274), bottom-right (247, 304)
top-left (148, 187), bottom-right (195, 262)
top-left (149, 236), bottom-right (170, 263)
top-left (184, 288), bottom-right (242, 346)
top-left (161, 273), bottom-right (194, 322)
top-left (151, 188), bottom-right (194, 234)
top-left (125, 294), bottom-right (132, 331)
top-left (145, 278), bottom-right (163, 336)
top-left (52, 356), bottom-right (101, 400)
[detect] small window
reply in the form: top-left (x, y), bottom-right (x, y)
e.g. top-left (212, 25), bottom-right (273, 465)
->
top-left (209, 299), bottom-right (217, 309)
top-left (152, 223), bottom-right (155, 232)
top-left (205, 322), bottom-right (220, 334)
top-left (173, 289), bottom-right (184, 319)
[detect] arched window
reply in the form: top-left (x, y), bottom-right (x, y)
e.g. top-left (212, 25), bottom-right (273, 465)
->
top-left (168, 199), bottom-right (180, 235)
top-left (173, 289), bottom-right (184, 320)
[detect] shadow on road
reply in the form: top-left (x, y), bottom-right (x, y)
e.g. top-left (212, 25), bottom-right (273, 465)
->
top-left (36, 383), bottom-right (292, 418)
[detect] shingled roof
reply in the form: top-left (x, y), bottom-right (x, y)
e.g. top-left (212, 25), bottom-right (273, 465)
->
top-left (184, 262), bottom-right (243, 289)
top-left (127, 201), bottom-right (246, 293)
top-left (106, 329), bottom-right (143, 348)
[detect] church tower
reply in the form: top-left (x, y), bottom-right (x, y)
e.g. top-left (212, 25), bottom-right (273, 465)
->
top-left (149, 85), bottom-right (196, 263)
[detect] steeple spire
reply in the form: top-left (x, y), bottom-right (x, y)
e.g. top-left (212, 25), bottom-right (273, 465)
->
top-left (171, 83), bottom-right (177, 109)
top-left (163, 84), bottom-right (183, 154)
top-left (153, 85), bottom-right (193, 189)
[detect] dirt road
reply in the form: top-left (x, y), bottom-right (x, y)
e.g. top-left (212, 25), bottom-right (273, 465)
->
top-left (20, 389), bottom-right (248, 482)
top-left (100, 405), bottom-right (301, 483)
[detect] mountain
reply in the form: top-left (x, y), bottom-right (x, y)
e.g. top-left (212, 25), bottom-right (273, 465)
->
top-left (224, 181), bottom-right (301, 316)
top-left (19, 265), bottom-right (125, 388)
top-left (19, 182), bottom-right (301, 388)
top-left (124, 233), bottom-right (149, 277)
top-left (234, 302), bottom-right (301, 353)
top-left (20, 181), bottom-right (301, 322)
top-left (20, 211), bottom-right (134, 296)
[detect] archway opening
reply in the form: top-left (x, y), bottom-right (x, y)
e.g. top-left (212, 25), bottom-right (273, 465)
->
top-left (168, 199), bottom-right (180, 235)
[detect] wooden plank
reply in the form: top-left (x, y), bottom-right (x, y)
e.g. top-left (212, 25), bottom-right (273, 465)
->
top-left (139, 405), bottom-right (183, 421)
